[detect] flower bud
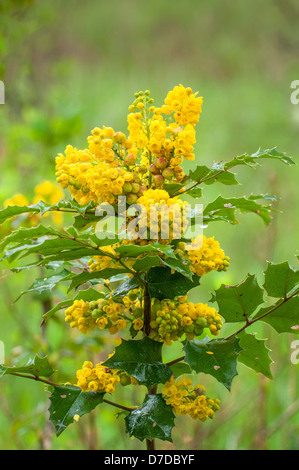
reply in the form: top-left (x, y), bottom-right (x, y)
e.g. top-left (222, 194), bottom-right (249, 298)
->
top-left (131, 183), bottom-right (140, 194)
top-left (162, 168), bottom-right (174, 180)
top-left (137, 185), bottom-right (146, 197)
top-left (113, 132), bottom-right (127, 144)
top-left (149, 164), bottom-right (160, 175)
top-left (152, 175), bottom-right (164, 187)
top-left (126, 193), bottom-right (138, 205)
top-left (154, 157), bottom-right (167, 170)
top-left (120, 374), bottom-right (132, 386)
top-left (124, 153), bottom-right (137, 166)
top-left (122, 182), bottom-right (133, 194)
top-left (89, 301), bottom-right (98, 310)
top-left (92, 309), bottom-right (102, 319)
top-left (138, 166), bottom-right (148, 174)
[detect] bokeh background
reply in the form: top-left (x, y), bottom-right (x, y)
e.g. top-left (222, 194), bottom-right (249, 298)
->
top-left (0, 0), bottom-right (298, 450)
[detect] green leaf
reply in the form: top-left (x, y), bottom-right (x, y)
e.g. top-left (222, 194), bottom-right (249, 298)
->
top-left (161, 257), bottom-right (193, 280)
top-left (68, 268), bottom-right (128, 291)
top-left (1, 236), bottom-right (100, 262)
top-left (184, 337), bottom-right (242, 390)
top-left (263, 261), bottom-right (299, 299)
top-left (0, 225), bottom-right (60, 252)
top-left (111, 276), bottom-right (141, 300)
top-left (115, 243), bottom-right (176, 259)
top-left (169, 362), bottom-right (192, 378)
top-left (15, 269), bottom-right (74, 301)
top-left (103, 337), bottom-right (172, 388)
top-left (248, 147), bottom-right (295, 166)
top-left (41, 300), bottom-right (73, 324)
top-left (188, 164), bottom-right (239, 186)
top-left (0, 355), bottom-right (54, 378)
top-left (125, 394), bottom-right (175, 442)
top-left (0, 205), bottom-right (37, 225)
top-left (42, 288), bottom-right (104, 324)
top-left (147, 266), bottom-right (200, 301)
top-left (163, 183), bottom-right (184, 195)
top-left (49, 385), bottom-right (104, 436)
top-left (0, 200), bottom-right (95, 226)
top-left (38, 248), bottom-right (101, 263)
top-left (203, 195), bottom-right (274, 225)
top-left (253, 296), bottom-right (299, 334)
top-left (224, 147), bottom-right (295, 169)
top-left (214, 274), bottom-right (264, 323)
top-left (30, 199), bottom-right (95, 216)
top-left (237, 332), bottom-right (273, 379)
top-left (133, 255), bottom-right (163, 272)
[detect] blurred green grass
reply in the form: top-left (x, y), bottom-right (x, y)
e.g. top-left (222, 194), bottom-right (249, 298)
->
top-left (0, 0), bottom-right (298, 450)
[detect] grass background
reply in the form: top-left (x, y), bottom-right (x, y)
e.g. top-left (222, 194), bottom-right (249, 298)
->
top-left (0, 0), bottom-right (298, 450)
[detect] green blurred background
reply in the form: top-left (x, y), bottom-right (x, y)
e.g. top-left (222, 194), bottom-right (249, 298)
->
top-left (0, 0), bottom-right (298, 450)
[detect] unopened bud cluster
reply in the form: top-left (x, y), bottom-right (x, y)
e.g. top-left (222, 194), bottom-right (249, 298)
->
top-left (150, 297), bottom-right (222, 345)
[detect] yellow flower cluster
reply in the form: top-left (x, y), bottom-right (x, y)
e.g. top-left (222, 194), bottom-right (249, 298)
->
top-left (161, 84), bottom-right (203, 127)
top-left (65, 293), bottom-right (141, 335)
top-left (65, 299), bottom-right (97, 334)
top-left (162, 376), bottom-right (220, 421)
top-left (127, 90), bottom-right (200, 185)
top-left (55, 85), bottom-right (203, 206)
top-left (177, 235), bottom-right (230, 277)
top-left (76, 361), bottom-right (120, 393)
top-left (150, 298), bottom-right (222, 345)
top-left (135, 189), bottom-right (188, 242)
top-left (55, 145), bottom-right (135, 206)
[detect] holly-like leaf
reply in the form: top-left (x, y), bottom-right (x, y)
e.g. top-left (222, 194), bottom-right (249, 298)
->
top-left (115, 243), bottom-right (176, 259)
top-left (42, 288), bottom-right (104, 324)
top-left (15, 269), bottom-right (74, 301)
top-left (111, 276), bottom-right (141, 300)
top-left (169, 362), bottom-right (192, 378)
top-left (133, 256), bottom-right (193, 280)
top-left (161, 257), bottom-right (193, 280)
top-left (263, 261), bottom-right (299, 299)
top-left (253, 296), bottom-right (299, 334)
top-left (1, 237), bottom-right (100, 262)
top-left (125, 394), bottom-right (175, 442)
top-left (68, 268), bottom-right (128, 291)
top-left (133, 255), bottom-right (163, 272)
top-left (0, 355), bottom-right (54, 378)
top-left (147, 266), bottom-right (200, 300)
top-left (188, 164), bottom-right (239, 186)
top-left (49, 385), bottom-right (104, 436)
top-left (224, 147), bottom-right (295, 169)
top-left (214, 274), bottom-right (264, 323)
top-left (183, 337), bottom-right (242, 390)
top-left (237, 332), bottom-right (273, 379)
top-left (203, 195), bottom-right (274, 225)
top-left (30, 199), bottom-right (95, 216)
top-left (0, 205), bottom-right (37, 225)
top-left (0, 225), bottom-right (60, 252)
top-left (103, 337), bottom-right (172, 388)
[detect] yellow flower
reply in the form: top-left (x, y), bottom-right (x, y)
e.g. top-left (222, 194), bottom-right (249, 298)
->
top-left (133, 318), bottom-right (144, 331)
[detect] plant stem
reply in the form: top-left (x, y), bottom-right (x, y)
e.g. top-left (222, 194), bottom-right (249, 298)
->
top-left (146, 384), bottom-right (157, 450)
top-left (143, 281), bottom-right (152, 336)
top-left (146, 439), bottom-right (156, 450)
top-left (8, 373), bottom-right (134, 413)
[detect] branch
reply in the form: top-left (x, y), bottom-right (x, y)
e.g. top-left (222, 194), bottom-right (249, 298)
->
top-left (225, 287), bottom-right (299, 340)
top-left (172, 161), bottom-right (238, 197)
top-left (8, 372), bottom-right (134, 413)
